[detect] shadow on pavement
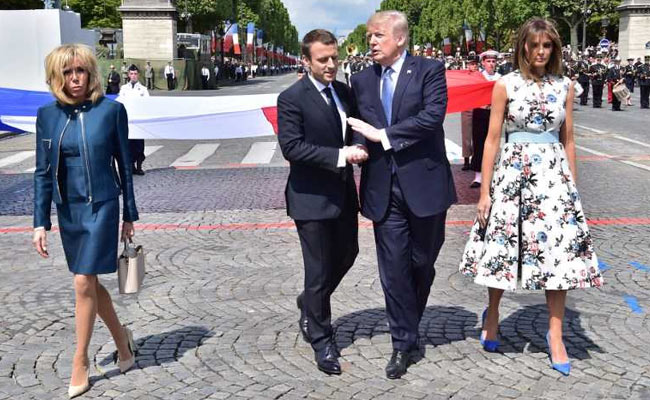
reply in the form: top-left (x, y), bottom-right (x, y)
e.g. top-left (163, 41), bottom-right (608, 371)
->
top-left (94, 325), bottom-right (214, 381)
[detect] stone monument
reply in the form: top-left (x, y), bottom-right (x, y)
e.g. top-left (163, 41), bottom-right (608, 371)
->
top-left (617, 0), bottom-right (650, 60)
top-left (119, 0), bottom-right (177, 60)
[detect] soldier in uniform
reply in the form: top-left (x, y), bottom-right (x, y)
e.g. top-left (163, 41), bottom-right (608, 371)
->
top-left (624, 57), bottom-right (636, 94)
top-left (461, 54), bottom-right (479, 171)
top-left (119, 65), bottom-right (149, 175)
top-left (105, 64), bottom-right (121, 94)
top-left (497, 52), bottom-right (514, 75)
top-left (607, 57), bottom-right (624, 111)
top-left (639, 56), bottom-right (650, 109)
top-left (121, 61), bottom-right (128, 84)
top-left (145, 61), bottom-right (154, 90)
top-left (589, 55), bottom-right (607, 108)
top-left (577, 57), bottom-right (590, 105)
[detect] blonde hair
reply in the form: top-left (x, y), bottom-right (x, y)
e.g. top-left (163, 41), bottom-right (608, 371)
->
top-left (45, 44), bottom-right (103, 105)
top-left (513, 18), bottom-right (563, 80)
top-left (367, 10), bottom-right (409, 48)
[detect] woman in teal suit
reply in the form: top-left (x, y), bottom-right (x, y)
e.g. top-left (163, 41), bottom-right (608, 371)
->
top-left (32, 44), bottom-right (139, 398)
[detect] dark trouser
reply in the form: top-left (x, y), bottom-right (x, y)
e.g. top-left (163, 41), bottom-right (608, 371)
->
top-left (612, 90), bottom-right (621, 110)
top-left (146, 77), bottom-right (153, 90)
top-left (201, 76), bottom-right (208, 89)
top-left (592, 83), bottom-right (604, 107)
top-left (625, 78), bottom-right (634, 93)
top-left (641, 85), bottom-right (650, 108)
top-left (470, 108), bottom-right (490, 172)
top-left (578, 80), bottom-right (589, 104)
top-left (166, 74), bottom-right (174, 90)
top-left (374, 175), bottom-right (446, 351)
top-left (128, 139), bottom-right (145, 168)
top-left (295, 195), bottom-right (358, 352)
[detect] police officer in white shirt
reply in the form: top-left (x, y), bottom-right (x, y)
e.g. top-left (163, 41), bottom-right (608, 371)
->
top-left (119, 65), bottom-right (149, 175)
top-left (164, 61), bottom-right (175, 90)
top-left (201, 65), bottom-right (210, 89)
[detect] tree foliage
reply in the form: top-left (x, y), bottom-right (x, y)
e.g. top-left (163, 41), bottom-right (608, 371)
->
top-left (362, 0), bottom-right (621, 52)
top-left (340, 24), bottom-right (368, 56)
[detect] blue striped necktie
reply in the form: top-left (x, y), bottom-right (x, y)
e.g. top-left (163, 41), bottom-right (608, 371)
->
top-left (381, 67), bottom-right (394, 126)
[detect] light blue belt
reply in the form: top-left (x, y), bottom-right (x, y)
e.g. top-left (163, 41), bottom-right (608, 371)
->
top-left (507, 131), bottom-right (559, 144)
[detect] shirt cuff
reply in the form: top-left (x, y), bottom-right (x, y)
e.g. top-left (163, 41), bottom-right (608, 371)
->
top-left (379, 129), bottom-right (392, 150)
top-left (337, 148), bottom-right (347, 168)
top-left (34, 227), bottom-right (45, 231)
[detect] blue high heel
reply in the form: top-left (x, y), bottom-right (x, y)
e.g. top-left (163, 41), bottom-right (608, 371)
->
top-left (480, 308), bottom-right (500, 352)
top-left (546, 331), bottom-right (570, 376)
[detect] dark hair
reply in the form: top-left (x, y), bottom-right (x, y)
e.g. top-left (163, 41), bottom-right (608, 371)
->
top-left (513, 18), bottom-right (563, 80)
top-left (301, 29), bottom-right (337, 60)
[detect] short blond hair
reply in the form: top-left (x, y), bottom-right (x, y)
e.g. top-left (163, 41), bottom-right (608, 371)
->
top-left (367, 10), bottom-right (409, 48)
top-left (513, 18), bottom-right (563, 80)
top-left (45, 44), bottom-right (103, 105)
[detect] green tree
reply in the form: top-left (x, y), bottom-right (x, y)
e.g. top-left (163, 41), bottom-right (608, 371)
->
top-left (548, 0), bottom-right (621, 52)
top-left (66, 0), bottom-right (122, 28)
top-left (340, 24), bottom-right (368, 56)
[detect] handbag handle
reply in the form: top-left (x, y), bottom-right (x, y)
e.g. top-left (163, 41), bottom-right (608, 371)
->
top-left (122, 237), bottom-right (137, 258)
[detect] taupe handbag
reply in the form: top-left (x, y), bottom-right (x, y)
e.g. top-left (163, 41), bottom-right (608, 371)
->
top-left (118, 238), bottom-right (145, 294)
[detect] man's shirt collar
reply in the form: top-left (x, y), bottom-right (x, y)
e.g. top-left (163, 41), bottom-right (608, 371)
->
top-left (383, 50), bottom-right (407, 76)
top-left (308, 73), bottom-right (333, 93)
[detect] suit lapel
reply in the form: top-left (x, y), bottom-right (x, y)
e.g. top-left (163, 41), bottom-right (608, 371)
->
top-left (391, 54), bottom-right (416, 125)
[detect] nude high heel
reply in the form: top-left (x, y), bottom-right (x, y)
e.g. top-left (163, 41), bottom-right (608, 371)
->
top-left (113, 325), bottom-right (137, 373)
top-left (68, 366), bottom-right (90, 398)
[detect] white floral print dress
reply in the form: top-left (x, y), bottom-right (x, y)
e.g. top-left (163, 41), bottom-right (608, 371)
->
top-left (459, 71), bottom-right (603, 291)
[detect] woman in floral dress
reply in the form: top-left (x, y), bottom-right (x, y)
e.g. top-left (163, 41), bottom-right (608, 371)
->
top-left (459, 18), bottom-right (603, 376)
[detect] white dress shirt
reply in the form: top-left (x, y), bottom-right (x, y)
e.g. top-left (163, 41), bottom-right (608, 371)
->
top-left (119, 81), bottom-right (150, 98)
top-left (378, 50), bottom-right (408, 150)
top-left (307, 74), bottom-right (349, 167)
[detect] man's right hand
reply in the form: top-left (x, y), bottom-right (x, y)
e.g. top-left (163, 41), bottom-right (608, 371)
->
top-left (32, 229), bottom-right (48, 258)
top-left (343, 145), bottom-right (369, 164)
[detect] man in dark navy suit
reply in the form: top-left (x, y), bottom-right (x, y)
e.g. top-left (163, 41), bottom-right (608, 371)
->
top-left (277, 29), bottom-right (368, 375)
top-left (348, 11), bottom-right (457, 379)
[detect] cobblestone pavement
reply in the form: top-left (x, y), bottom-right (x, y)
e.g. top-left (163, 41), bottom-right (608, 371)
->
top-left (1, 82), bottom-right (650, 399)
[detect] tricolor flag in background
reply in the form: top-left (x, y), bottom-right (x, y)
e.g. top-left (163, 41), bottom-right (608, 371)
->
top-left (224, 23), bottom-right (233, 53)
top-left (256, 29), bottom-right (263, 47)
top-left (464, 23), bottom-right (473, 52)
top-left (211, 30), bottom-right (216, 54)
top-left (246, 22), bottom-right (255, 54)
top-left (232, 23), bottom-right (241, 55)
top-left (443, 37), bottom-right (451, 55)
top-left (477, 28), bottom-right (486, 53)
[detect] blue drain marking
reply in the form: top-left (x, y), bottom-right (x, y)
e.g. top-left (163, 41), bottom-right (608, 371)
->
top-left (623, 295), bottom-right (643, 314)
top-left (598, 261), bottom-right (611, 272)
top-left (629, 262), bottom-right (650, 272)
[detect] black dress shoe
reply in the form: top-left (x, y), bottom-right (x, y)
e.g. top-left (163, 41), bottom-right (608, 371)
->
top-left (296, 293), bottom-right (311, 343)
top-left (385, 349), bottom-right (410, 379)
top-left (133, 169), bottom-right (145, 176)
top-left (315, 344), bottom-right (341, 375)
top-left (470, 181), bottom-right (481, 188)
top-left (461, 164), bottom-right (470, 171)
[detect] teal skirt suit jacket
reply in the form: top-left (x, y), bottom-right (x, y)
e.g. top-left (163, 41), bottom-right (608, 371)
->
top-left (33, 97), bottom-right (139, 274)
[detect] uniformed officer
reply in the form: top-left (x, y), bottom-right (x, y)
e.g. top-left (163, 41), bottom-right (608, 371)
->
top-left (607, 57), bottom-right (624, 111)
top-left (470, 50), bottom-right (501, 188)
top-left (145, 61), bottom-right (154, 90)
top-left (577, 57), bottom-right (591, 105)
top-left (497, 51), bottom-right (514, 75)
top-left (589, 55), bottom-right (607, 108)
top-left (121, 61), bottom-right (128, 84)
top-left (105, 64), bottom-right (121, 95)
top-left (624, 57), bottom-right (636, 94)
top-left (119, 64), bottom-right (149, 175)
top-left (201, 64), bottom-right (210, 89)
top-left (639, 56), bottom-right (650, 109)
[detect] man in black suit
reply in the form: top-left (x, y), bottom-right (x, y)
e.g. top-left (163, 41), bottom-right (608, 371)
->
top-left (348, 11), bottom-right (457, 379)
top-left (277, 29), bottom-right (368, 375)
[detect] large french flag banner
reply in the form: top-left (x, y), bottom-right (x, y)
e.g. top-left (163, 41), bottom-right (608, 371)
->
top-left (443, 38), bottom-right (451, 55)
top-left (464, 24), bottom-right (473, 51)
top-left (256, 29), bottom-right (263, 47)
top-left (232, 23), bottom-right (241, 55)
top-left (246, 23), bottom-right (255, 54)
top-left (0, 72), bottom-right (495, 138)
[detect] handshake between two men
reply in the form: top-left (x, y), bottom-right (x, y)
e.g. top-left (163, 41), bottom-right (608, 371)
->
top-left (342, 117), bottom-right (389, 164)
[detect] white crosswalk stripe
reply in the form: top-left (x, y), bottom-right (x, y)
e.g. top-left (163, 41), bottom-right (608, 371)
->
top-left (445, 138), bottom-right (463, 162)
top-left (170, 143), bottom-right (220, 168)
top-left (0, 151), bottom-right (34, 168)
top-left (144, 145), bottom-right (164, 157)
top-left (241, 142), bottom-right (277, 164)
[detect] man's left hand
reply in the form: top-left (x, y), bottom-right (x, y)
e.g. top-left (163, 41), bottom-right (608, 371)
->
top-left (347, 118), bottom-right (383, 143)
